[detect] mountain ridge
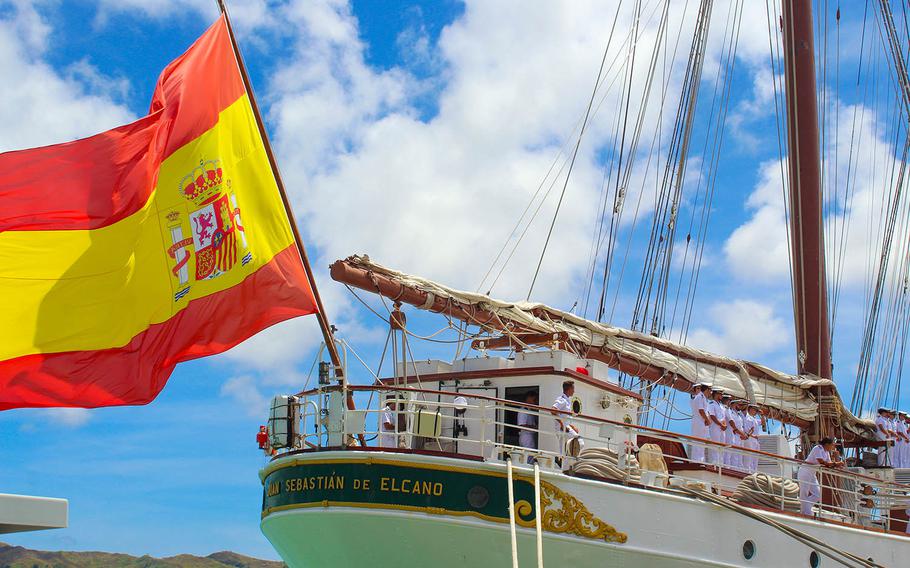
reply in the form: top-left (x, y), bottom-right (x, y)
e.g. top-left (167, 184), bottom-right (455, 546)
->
top-left (0, 542), bottom-right (286, 568)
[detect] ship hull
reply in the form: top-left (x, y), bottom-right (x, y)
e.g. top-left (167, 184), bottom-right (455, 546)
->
top-left (262, 508), bottom-right (710, 567)
top-left (260, 451), bottom-right (908, 567)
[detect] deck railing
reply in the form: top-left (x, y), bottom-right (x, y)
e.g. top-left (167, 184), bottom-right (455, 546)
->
top-left (278, 384), bottom-right (910, 534)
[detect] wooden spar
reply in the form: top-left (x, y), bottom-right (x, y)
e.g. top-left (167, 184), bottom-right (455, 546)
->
top-left (330, 258), bottom-right (505, 330)
top-left (216, 1), bottom-right (342, 375)
top-left (781, 0), bottom-right (836, 439)
top-left (330, 258), bottom-right (812, 429)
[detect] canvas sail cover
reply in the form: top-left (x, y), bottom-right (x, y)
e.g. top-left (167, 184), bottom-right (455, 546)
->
top-left (338, 255), bottom-right (873, 436)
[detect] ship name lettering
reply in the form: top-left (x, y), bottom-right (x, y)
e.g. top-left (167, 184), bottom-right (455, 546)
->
top-left (266, 481), bottom-right (281, 497)
top-left (284, 475), bottom-right (345, 493)
top-left (380, 477), bottom-right (443, 496)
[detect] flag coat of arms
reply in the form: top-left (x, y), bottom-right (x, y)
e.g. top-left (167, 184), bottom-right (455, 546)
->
top-left (0, 16), bottom-right (318, 410)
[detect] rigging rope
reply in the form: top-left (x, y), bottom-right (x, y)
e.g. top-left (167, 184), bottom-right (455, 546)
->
top-left (480, 0), bottom-right (668, 296)
top-left (680, 486), bottom-right (886, 568)
top-left (851, 0), bottom-right (910, 415)
top-left (527, 2), bottom-right (629, 300)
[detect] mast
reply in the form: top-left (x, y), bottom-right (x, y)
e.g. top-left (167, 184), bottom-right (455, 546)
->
top-left (781, 1), bottom-right (834, 439)
top-left (216, 0), bottom-right (343, 377)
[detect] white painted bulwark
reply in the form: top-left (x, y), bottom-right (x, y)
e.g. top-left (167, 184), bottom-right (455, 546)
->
top-left (0, 493), bottom-right (67, 534)
top-left (261, 451), bottom-right (910, 568)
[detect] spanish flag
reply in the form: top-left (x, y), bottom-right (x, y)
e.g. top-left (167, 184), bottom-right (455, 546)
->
top-left (0, 16), bottom-right (318, 410)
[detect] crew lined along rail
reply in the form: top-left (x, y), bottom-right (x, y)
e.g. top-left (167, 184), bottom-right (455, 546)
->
top-left (262, 384), bottom-right (910, 535)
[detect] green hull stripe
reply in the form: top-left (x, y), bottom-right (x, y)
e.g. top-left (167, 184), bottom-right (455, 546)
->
top-left (261, 459), bottom-right (537, 524)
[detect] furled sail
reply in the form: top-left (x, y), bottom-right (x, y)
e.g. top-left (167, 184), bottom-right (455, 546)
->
top-left (331, 255), bottom-right (874, 438)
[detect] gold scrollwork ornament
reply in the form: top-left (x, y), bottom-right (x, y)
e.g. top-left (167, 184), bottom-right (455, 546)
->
top-left (515, 480), bottom-right (627, 544)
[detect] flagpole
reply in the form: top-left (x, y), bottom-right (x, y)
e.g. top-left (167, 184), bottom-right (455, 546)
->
top-left (216, 0), bottom-right (343, 379)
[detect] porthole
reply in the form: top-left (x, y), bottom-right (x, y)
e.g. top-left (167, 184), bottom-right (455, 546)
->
top-left (571, 396), bottom-right (582, 414)
top-left (742, 540), bottom-right (755, 560)
top-left (809, 550), bottom-right (820, 567)
top-left (467, 485), bottom-right (490, 509)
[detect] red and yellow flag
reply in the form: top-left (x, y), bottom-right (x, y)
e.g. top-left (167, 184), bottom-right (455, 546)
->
top-left (0, 16), bottom-right (317, 410)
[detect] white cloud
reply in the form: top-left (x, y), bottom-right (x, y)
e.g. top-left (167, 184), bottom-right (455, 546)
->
top-left (93, 0), bottom-right (274, 35)
top-left (268, 0), bottom-right (757, 309)
top-left (220, 375), bottom-right (269, 416)
top-left (0, 1), bottom-right (134, 151)
top-left (395, 7), bottom-right (442, 77)
top-left (213, 266), bottom-right (385, 377)
top-left (42, 407), bottom-right (92, 427)
top-left (687, 299), bottom-right (790, 361)
top-left (17, 407), bottom-right (92, 431)
top-left (723, 158), bottom-right (791, 282)
top-left (724, 99), bottom-right (905, 294)
top-left (96, 0), bottom-right (217, 19)
top-left (65, 58), bottom-right (131, 101)
top-left (2, 0), bottom-right (49, 52)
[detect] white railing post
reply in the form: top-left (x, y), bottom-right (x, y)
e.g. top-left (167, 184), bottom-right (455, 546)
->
top-left (396, 398), bottom-right (414, 448)
top-left (507, 458), bottom-right (519, 568)
top-left (716, 449), bottom-right (723, 491)
top-left (623, 426), bottom-right (631, 485)
top-left (534, 461), bottom-right (544, 568)
top-left (395, 399), bottom-right (401, 450)
top-left (480, 401), bottom-right (489, 458)
top-left (779, 461), bottom-right (785, 511)
top-left (340, 391), bottom-right (348, 445)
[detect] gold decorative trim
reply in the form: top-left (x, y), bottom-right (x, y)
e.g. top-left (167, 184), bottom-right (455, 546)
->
top-left (515, 480), bottom-right (627, 544)
top-left (262, 500), bottom-right (503, 524)
top-left (261, 454), bottom-right (508, 480)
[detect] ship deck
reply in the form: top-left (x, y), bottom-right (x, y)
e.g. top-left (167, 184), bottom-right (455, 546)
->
top-left (266, 380), bottom-right (910, 537)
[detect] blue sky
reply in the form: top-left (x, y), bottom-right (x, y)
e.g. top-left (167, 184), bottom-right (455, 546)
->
top-left (1, 0), bottom-right (908, 560)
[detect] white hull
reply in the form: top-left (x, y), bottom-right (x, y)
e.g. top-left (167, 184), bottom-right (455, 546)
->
top-left (263, 508), bottom-right (712, 567)
top-left (260, 451), bottom-right (909, 567)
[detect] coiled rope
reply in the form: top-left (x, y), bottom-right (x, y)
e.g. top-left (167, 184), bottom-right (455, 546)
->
top-left (731, 472), bottom-right (801, 512)
top-left (569, 446), bottom-right (642, 483)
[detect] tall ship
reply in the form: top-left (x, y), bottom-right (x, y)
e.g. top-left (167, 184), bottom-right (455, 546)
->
top-left (257, 1), bottom-right (910, 567)
top-left (2, 0), bottom-right (910, 566)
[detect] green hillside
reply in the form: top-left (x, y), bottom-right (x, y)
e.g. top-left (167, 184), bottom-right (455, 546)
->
top-left (0, 543), bottom-right (285, 568)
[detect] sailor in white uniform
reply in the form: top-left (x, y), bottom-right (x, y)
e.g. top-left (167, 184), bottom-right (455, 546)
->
top-left (721, 394), bottom-right (738, 466)
top-left (744, 404), bottom-right (763, 472)
top-left (892, 410), bottom-right (904, 465)
top-left (552, 381), bottom-right (580, 456)
top-left (875, 408), bottom-right (895, 467)
top-left (689, 383), bottom-right (711, 463)
top-left (906, 412), bottom-right (910, 456)
top-left (379, 398), bottom-right (398, 449)
top-left (798, 438), bottom-right (842, 516)
top-left (707, 389), bottom-right (727, 465)
top-left (517, 390), bottom-right (539, 453)
top-left (895, 410), bottom-right (910, 468)
top-left (899, 412), bottom-right (910, 468)
top-left (728, 400), bottom-right (748, 470)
